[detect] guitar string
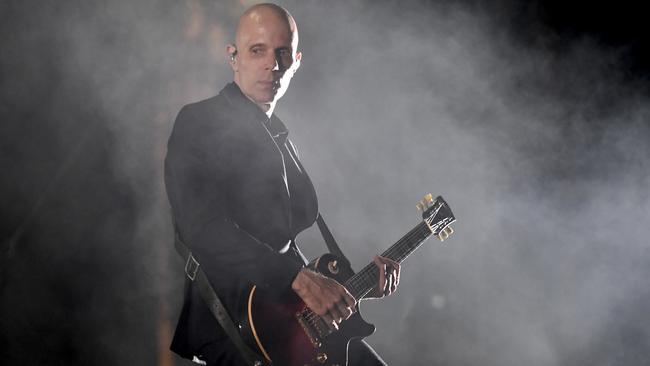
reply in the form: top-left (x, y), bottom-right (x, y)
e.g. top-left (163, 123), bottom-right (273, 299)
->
top-left (309, 212), bottom-right (446, 317)
top-left (302, 223), bottom-right (434, 324)
top-left (303, 223), bottom-right (431, 323)
top-left (346, 223), bottom-right (430, 295)
top-left (305, 211), bottom-right (451, 324)
top-left (349, 227), bottom-right (429, 298)
top-left (332, 224), bottom-right (428, 306)
top-left (303, 226), bottom-right (430, 327)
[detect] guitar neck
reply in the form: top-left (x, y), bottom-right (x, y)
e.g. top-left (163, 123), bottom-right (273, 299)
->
top-left (344, 222), bottom-right (433, 299)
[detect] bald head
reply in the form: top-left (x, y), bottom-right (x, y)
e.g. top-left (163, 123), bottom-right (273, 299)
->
top-left (235, 3), bottom-right (299, 52)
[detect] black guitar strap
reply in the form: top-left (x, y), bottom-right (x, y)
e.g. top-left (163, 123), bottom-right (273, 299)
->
top-left (173, 227), bottom-right (270, 366)
top-left (172, 214), bottom-right (350, 366)
top-left (316, 212), bottom-right (351, 269)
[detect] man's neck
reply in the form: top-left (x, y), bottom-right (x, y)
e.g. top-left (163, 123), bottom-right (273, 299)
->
top-left (243, 94), bottom-right (275, 119)
top-left (258, 102), bottom-right (275, 119)
top-left (233, 81), bottom-right (276, 118)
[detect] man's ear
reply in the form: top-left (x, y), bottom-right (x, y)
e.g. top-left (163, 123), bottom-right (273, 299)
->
top-left (226, 44), bottom-right (238, 71)
top-left (292, 51), bottom-right (302, 73)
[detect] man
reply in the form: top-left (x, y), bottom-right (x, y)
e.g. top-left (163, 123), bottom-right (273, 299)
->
top-left (165, 3), bottom-right (400, 365)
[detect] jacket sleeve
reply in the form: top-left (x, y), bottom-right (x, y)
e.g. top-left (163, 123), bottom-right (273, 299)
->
top-left (164, 105), bottom-right (303, 294)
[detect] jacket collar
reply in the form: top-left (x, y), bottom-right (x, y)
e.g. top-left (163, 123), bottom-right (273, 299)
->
top-left (221, 82), bottom-right (289, 142)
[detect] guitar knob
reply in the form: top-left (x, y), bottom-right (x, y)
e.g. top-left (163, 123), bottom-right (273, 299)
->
top-left (316, 352), bottom-right (328, 363)
top-left (328, 260), bottom-right (339, 274)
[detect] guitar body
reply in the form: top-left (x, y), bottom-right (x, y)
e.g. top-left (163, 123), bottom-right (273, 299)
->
top-left (240, 253), bottom-right (376, 366)
top-left (237, 194), bottom-right (456, 365)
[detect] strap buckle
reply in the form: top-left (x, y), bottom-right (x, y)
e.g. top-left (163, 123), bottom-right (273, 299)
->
top-left (185, 253), bottom-right (200, 281)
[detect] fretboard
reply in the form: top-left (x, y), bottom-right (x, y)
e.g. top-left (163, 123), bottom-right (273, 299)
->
top-left (344, 221), bottom-right (433, 299)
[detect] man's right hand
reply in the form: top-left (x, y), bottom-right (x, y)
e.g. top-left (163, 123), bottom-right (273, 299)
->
top-left (291, 268), bottom-right (357, 329)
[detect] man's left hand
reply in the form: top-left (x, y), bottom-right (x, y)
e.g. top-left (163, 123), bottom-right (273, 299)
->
top-left (368, 255), bottom-right (401, 299)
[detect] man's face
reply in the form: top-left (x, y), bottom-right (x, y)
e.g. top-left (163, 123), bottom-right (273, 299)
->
top-left (230, 13), bottom-right (300, 109)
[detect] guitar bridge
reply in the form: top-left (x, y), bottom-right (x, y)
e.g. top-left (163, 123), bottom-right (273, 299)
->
top-left (296, 309), bottom-right (326, 348)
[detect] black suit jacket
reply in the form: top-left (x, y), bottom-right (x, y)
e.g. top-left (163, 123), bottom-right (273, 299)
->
top-left (164, 83), bottom-right (318, 360)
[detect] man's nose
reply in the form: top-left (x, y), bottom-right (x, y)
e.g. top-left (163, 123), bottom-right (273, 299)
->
top-left (265, 52), bottom-right (281, 71)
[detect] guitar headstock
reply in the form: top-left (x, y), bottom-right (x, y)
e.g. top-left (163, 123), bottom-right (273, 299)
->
top-left (417, 194), bottom-right (456, 241)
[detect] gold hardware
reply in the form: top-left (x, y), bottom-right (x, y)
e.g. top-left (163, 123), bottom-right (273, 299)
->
top-left (296, 310), bottom-right (322, 348)
top-left (437, 225), bottom-right (454, 241)
top-left (328, 260), bottom-right (339, 274)
top-left (418, 193), bottom-right (434, 212)
top-left (316, 352), bottom-right (328, 363)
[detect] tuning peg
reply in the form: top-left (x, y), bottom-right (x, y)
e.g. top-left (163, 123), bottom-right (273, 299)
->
top-left (437, 230), bottom-right (448, 241)
top-left (437, 226), bottom-right (454, 242)
top-left (416, 202), bottom-right (425, 212)
top-left (424, 193), bottom-right (434, 207)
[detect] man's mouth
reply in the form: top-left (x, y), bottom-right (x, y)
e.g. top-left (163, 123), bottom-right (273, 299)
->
top-left (259, 80), bottom-right (280, 90)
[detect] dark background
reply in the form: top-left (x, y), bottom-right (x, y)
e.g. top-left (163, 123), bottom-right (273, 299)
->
top-left (1, 1), bottom-right (649, 365)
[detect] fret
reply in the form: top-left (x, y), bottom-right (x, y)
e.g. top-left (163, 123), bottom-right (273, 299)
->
top-left (345, 221), bottom-right (433, 299)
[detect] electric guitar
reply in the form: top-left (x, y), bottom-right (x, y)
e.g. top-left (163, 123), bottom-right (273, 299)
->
top-left (239, 194), bottom-right (456, 366)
